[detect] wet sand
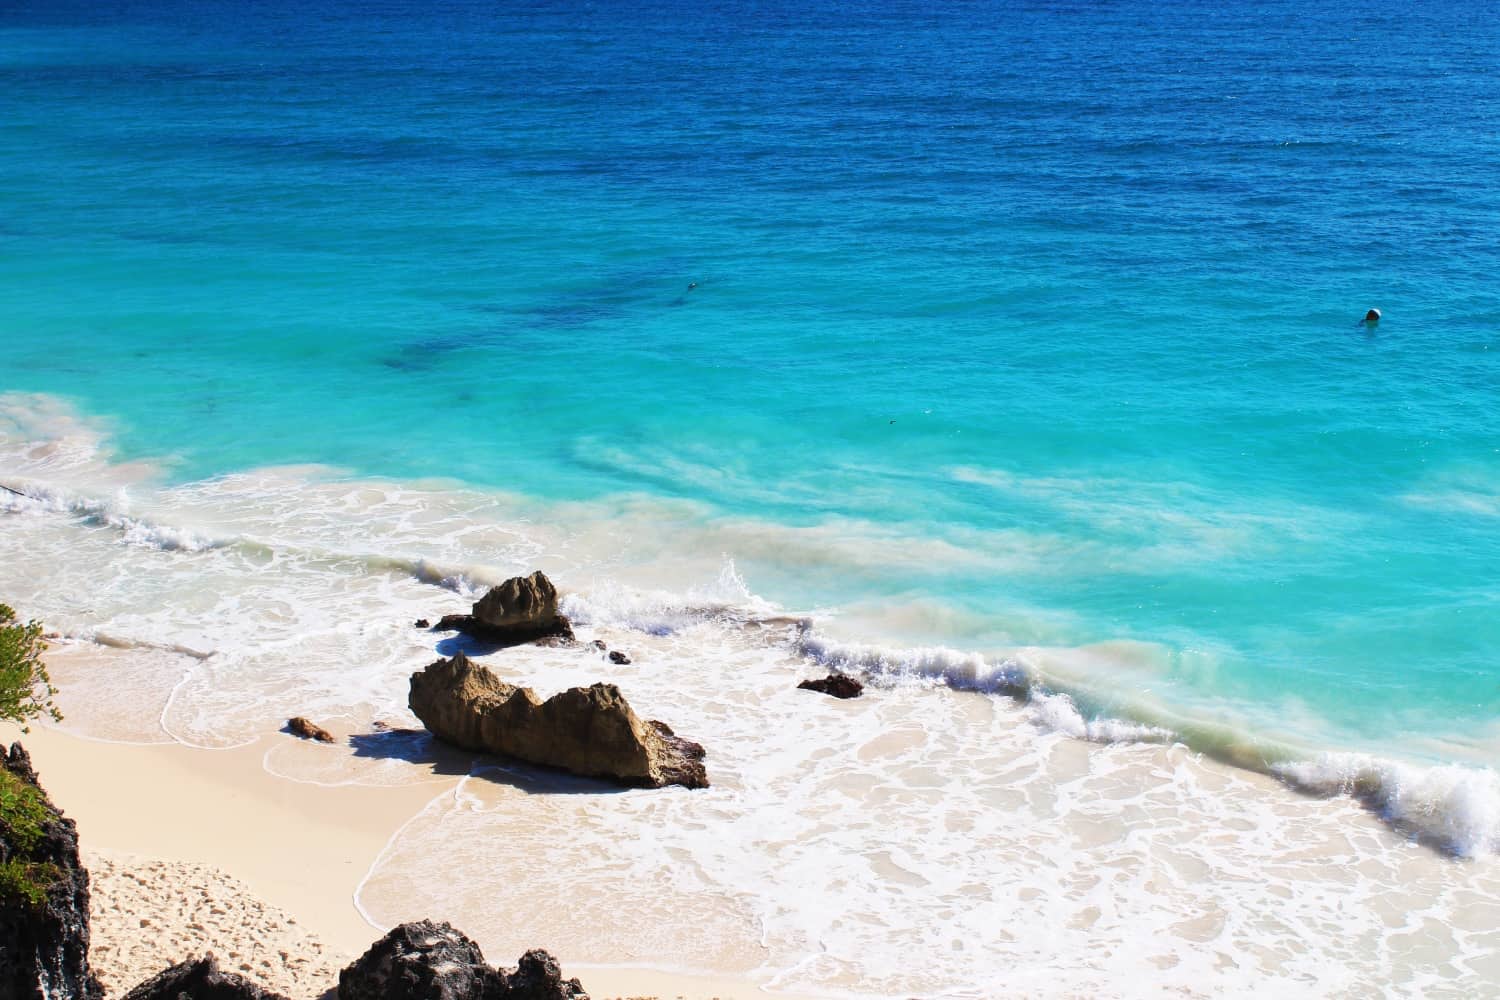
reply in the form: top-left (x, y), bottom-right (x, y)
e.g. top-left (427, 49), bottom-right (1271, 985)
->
top-left (10, 725), bottom-right (830, 1000)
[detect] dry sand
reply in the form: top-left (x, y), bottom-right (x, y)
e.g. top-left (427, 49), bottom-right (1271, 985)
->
top-left (8, 724), bottom-right (830, 1000)
top-left (86, 852), bottom-right (345, 998)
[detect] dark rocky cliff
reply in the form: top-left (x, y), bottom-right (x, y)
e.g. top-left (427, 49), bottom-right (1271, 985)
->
top-left (0, 742), bottom-right (102, 1000)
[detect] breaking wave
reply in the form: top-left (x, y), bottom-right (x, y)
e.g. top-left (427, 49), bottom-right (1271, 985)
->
top-left (1278, 755), bottom-right (1500, 858)
top-left (795, 627), bottom-right (1498, 856)
top-left (3, 481), bottom-right (228, 553)
top-left (4, 431), bottom-right (1498, 858)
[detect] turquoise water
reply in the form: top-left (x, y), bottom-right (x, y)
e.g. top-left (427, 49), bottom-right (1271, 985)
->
top-left (3, 0), bottom-right (1499, 765)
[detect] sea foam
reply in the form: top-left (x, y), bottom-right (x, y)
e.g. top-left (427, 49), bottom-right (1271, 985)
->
top-left (4, 398), bottom-right (1500, 996)
top-left (796, 627), bottom-right (1499, 854)
top-left (1278, 754), bottom-right (1500, 858)
top-left (7, 437), bottom-right (1497, 857)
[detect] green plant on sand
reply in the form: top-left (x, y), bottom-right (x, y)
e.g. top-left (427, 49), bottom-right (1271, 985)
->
top-left (0, 603), bottom-right (61, 733)
top-left (0, 603), bottom-right (62, 905)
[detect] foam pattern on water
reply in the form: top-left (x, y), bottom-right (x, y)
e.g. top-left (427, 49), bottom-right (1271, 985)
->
top-left (356, 623), bottom-right (1500, 998)
top-left (3, 397), bottom-right (1499, 997)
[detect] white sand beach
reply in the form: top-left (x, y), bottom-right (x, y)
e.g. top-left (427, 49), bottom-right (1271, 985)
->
top-left (11, 723), bottom-right (832, 1000)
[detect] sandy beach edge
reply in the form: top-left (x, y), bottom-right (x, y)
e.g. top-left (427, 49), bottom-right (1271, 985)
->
top-left (5, 723), bottom-right (839, 1000)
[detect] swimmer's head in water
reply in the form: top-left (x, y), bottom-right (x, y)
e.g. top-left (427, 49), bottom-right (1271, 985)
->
top-left (1364, 308), bottom-right (1382, 323)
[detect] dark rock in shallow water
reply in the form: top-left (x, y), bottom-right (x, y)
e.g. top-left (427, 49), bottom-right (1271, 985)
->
top-left (409, 652), bottom-right (708, 789)
top-left (432, 572), bottom-right (573, 647)
top-left (415, 618), bottom-right (430, 629)
top-left (121, 955), bottom-right (290, 1000)
top-left (473, 571), bottom-right (559, 630)
top-left (0, 743), bottom-right (103, 1000)
top-left (432, 612), bottom-right (575, 647)
top-left (798, 673), bottom-right (864, 699)
top-left (607, 650), bottom-right (631, 665)
top-left (435, 611), bottom-right (573, 650)
top-left (338, 920), bottom-right (587, 1000)
top-left (532, 632), bottom-right (577, 648)
top-left (285, 717), bottom-right (335, 743)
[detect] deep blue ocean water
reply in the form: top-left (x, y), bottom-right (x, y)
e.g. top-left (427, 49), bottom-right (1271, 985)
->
top-left (3, 0), bottom-right (1499, 767)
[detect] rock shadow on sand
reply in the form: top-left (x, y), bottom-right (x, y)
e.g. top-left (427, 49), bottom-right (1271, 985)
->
top-left (348, 728), bottom-right (474, 778)
top-left (468, 759), bottom-right (629, 797)
top-left (348, 730), bottom-right (624, 795)
top-left (433, 632), bottom-right (508, 658)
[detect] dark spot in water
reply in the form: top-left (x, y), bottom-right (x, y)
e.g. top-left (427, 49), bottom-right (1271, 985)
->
top-left (523, 301), bottom-right (623, 328)
top-left (388, 263), bottom-right (708, 369)
top-left (669, 278), bottom-right (708, 308)
top-left (512, 261), bottom-right (704, 328)
top-left (382, 355), bottom-right (432, 372)
top-left (414, 333), bottom-right (483, 353)
top-left (381, 330), bottom-right (510, 371)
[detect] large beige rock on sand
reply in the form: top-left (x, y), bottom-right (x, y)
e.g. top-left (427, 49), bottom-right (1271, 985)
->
top-left (408, 653), bottom-right (707, 789)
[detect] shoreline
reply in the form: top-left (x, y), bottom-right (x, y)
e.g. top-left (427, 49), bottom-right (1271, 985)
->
top-left (9, 724), bottom-right (835, 1000)
top-left (1, 429), bottom-right (1497, 993)
top-left (4, 626), bottom-right (1498, 994)
top-left (11, 726), bottom-right (435, 958)
top-left (4, 453), bottom-right (1498, 864)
